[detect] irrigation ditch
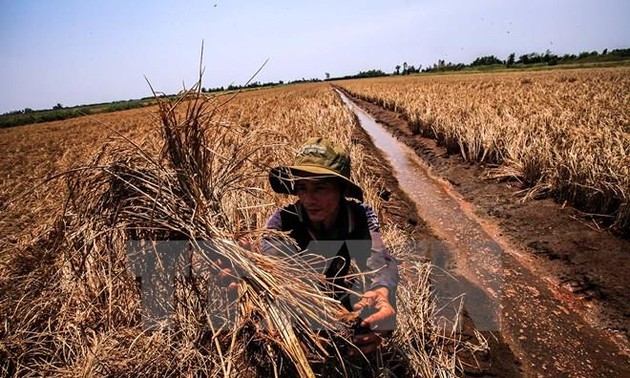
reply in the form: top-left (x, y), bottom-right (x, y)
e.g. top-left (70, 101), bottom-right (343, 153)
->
top-left (336, 88), bottom-right (630, 377)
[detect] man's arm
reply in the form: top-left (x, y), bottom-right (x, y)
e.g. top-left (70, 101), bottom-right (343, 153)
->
top-left (367, 230), bottom-right (399, 295)
top-left (350, 203), bottom-right (399, 354)
top-left (361, 203), bottom-right (400, 294)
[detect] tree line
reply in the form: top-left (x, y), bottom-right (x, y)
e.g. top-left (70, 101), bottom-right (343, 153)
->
top-left (420, 47), bottom-right (630, 73)
top-left (201, 77), bottom-right (322, 93)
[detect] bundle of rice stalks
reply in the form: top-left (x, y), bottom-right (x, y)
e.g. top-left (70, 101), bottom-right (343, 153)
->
top-left (0, 79), bottom-right (481, 377)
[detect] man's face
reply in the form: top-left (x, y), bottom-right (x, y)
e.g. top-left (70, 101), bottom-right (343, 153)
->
top-left (295, 178), bottom-right (342, 227)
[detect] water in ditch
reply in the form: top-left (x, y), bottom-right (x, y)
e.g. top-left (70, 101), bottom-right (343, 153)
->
top-left (337, 90), bottom-right (504, 332)
top-left (337, 90), bottom-right (630, 377)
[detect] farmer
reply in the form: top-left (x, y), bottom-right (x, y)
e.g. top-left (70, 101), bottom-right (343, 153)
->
top-left (265, 137), bottom-right (399, 354)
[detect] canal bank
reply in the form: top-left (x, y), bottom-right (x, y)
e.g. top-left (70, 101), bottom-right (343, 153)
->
top-left (337, 88), bottom-right (630, 378)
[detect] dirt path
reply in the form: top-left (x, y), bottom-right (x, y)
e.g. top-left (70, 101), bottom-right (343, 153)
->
top-left (338, 88), bottom-right (630, 377)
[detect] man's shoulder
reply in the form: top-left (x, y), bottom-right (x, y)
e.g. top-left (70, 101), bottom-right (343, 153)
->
top-left (346, 198), bottom-right (374, 214)
top-left (346, 199), bottom-right (380, 232)
top-left (266, 202), bottom-right (301, 230)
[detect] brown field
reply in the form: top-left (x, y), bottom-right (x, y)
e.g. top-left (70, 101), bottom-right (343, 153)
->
top-left (1, 67), bottom-right (629, 377)
top-left (0, 84), bottom-right (471, 376)
top-left (338, 67), bottom-right (630, 233)
top-left (0, 86), bottom-right (361, 247)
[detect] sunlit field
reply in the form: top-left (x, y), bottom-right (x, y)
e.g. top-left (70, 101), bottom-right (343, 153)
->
top-left (339, 67), bottom-right (630, 233)
top-left (4, 66), bottom-right (627, 375)
top-left (0, 84), bottom-right (470, 377)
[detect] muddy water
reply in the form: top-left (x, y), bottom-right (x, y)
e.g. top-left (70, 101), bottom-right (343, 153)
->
top-left (338, 90), bottom-right (630, 378)
top-left (339, 90), bottom-right (503, 327)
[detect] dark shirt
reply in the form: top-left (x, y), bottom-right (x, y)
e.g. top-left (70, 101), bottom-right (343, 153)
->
top-left (263, 199), bottom-right (399, 293)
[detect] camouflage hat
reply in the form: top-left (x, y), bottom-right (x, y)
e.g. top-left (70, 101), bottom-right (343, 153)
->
top-left (269, 137), bottom-right (363, 201)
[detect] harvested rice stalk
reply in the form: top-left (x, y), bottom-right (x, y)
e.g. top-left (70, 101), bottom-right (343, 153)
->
top-left (0, 79), bottom-right (475, 377)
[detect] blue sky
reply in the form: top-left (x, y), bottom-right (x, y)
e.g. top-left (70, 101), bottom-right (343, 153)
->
top-left (1, 0), bottom-right (628, 113)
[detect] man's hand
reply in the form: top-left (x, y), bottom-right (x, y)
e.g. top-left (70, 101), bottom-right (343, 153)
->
top-left (351, 287), bottom-right (396, 355)
top-left (217, 260), bottom-right (239, 293)
top-left (216, 237), bottom-right (252, 294)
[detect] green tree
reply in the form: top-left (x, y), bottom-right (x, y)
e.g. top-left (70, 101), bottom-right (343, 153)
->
top-left (578, 51), bottom-right (591, 59)
top-left (471, 55), bottom-right (503, 66)
top-left (506, 52), bottom-right (515, 67)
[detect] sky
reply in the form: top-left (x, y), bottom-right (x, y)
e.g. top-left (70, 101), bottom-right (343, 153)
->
top-left (1, 0), bottom-right (628, 113)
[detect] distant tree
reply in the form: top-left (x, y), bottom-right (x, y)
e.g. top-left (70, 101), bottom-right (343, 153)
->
top-left (358, 69), bottom-right (386, 77)
top-left (530, 53), bottom-right (542, 63)
top-left (506, 52), bottom-right (516, 67)
top-left (53, 103), bottom-right (64, 110)
top-left (403, 62), bottom-right (408, 74)
top-left (540, 50), bottom-right (558, 65)
top-left (395, 65), bottom-right (401, 75)
top-left (518, 54), bottom-right (529, 64)
top-left (609, 48), bottom-right (630, 57)
top-left (602, 48), bottom-right (608, 55)
top-left (471, 55), bottom-right (503, 66)
top-left (517, 52), bottom-right (542, 65)
top-left (574, 50), bottom-right (599, 60)
top-left (541, 49), bottom-right (557, 63)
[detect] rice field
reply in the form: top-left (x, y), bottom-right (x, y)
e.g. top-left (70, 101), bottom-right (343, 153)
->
top-left (6, 66), bottom-right (625, 376)
top-left (338, 67), bottom-right (630, 233)
top-left (0, 84), bottom-right (473, 376)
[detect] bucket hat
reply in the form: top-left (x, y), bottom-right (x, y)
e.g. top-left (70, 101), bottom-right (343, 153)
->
top-left (269, 137), bottom-right (363, 201)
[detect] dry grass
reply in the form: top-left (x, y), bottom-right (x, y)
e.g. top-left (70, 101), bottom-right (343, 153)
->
top-left (339, 67), bottom-right (630, 233)
top-left (0, 81), bottom-right (482, 376)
